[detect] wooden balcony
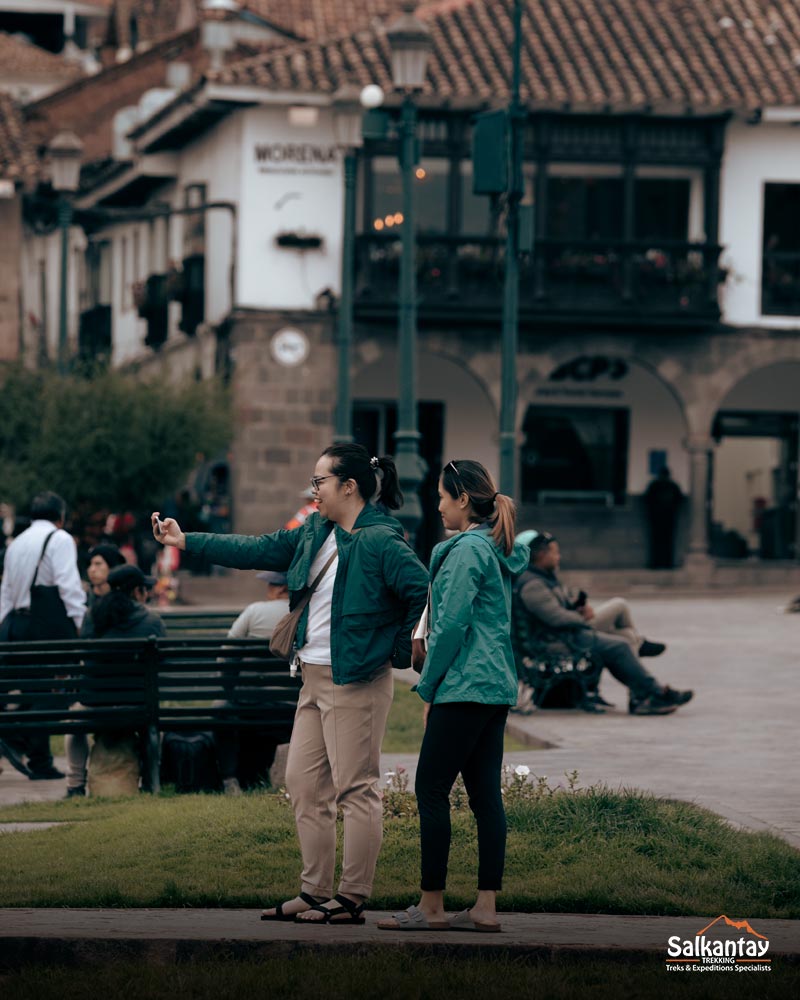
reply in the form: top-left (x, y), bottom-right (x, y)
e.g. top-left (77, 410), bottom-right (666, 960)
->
top-left (354, 235), bottom-right (723, 329)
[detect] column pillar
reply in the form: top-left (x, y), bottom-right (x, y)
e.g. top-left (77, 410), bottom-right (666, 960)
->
top-left (684, 433), bottom-right (715, 567)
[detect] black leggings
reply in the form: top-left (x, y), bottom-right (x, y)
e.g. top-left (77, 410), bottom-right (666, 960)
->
top-left (414, 701), bottom-right (509, 892)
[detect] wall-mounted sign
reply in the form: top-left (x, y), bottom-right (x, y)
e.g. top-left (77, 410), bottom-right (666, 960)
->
top-left (549, 356), bottom-right (629, 382)
top-left (254, 143), bottom-right (338, 177)
top-left (270, 327), bottom-right (310, 367)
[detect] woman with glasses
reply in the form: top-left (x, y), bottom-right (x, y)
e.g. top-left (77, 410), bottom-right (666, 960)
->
top-left (379, 459), bottom-right (528, 934)
top-left (152, 443), bottom-right (428, 925)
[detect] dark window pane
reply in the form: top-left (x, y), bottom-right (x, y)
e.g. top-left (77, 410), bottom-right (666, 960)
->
top-left (370, 157), bottom-right (447, 236)
top-left (520, 406), bottom-right (629, 504)
top-left (546, 177), bottom-right (624, 240)
top-left (763, 183), bottom-right (800, 253)
top-left (762, 183), bottom-right (800, 315)
top-left (635, 179), bottom-right (690, 241)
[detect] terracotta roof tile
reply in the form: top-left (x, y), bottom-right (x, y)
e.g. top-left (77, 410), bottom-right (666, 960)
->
top-left (241, 1), bottom-right (408, 41)
top-left (0, 33), bottom-right (84, 79)
top-left (218, 0), bottom-right (800, 113)
top-left (0, 93), bottom-right (38, 185)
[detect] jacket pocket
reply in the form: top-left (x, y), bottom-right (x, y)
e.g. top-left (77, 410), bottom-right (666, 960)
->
top-left (340, 607), bottom-right (399, 630)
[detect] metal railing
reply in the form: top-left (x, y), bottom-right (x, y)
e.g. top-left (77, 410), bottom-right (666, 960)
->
top-left (355, 234), bottom-right (723, 319)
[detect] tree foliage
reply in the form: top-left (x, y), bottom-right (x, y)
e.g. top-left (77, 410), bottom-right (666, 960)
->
top-left (0, 366), bottom-right (232, 512)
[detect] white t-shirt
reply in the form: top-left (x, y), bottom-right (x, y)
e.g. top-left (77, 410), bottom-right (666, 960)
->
top-left (298, 531), bottom-right (339, 664)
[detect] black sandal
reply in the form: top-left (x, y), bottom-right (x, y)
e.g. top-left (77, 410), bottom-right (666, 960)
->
top-left (260, 891), bottom-right (328, 921)
top-left (296, 893), bottom-right (366, 925)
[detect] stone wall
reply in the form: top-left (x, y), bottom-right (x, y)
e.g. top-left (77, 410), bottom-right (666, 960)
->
top-left (227, 309), bottom-right (336, 534)
top-left (0, 196), bottom-right (22, 362)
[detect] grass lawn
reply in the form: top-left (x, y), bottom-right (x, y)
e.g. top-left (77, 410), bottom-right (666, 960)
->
top-left (1, 956), bottom-right (798, 1000)
top-left (0, 787), bottom-right (798, 917)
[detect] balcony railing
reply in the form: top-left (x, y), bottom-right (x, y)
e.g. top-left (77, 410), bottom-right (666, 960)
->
top-left (354, 235), bottom-right (723, 324)
top-left (762, 251), bottom-right (800, 316)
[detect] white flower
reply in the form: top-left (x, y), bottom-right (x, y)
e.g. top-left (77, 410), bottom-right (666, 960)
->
top-left (385, 771), bottom-right (396, 778)
top-left (515, 765), bottom-right (531, 777)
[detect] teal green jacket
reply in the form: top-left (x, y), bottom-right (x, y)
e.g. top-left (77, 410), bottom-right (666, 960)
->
top-left (416, 526), bottom-right (530, 705)
top-left (184, 505), bottom-right (428, 684)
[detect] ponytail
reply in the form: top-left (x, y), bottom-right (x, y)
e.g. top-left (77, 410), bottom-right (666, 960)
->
top-left (441, 459), bottom-right (517, 555)
top-left (320, 443), bottom-right (403, 509)
top-left (375, 456), bottom-right (403, 510)
top-left (491, 493), bottom-right (517, 556)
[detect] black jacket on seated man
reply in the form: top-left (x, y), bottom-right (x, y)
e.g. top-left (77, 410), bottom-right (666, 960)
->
top-left (515, 532), bottom-right (693, 716)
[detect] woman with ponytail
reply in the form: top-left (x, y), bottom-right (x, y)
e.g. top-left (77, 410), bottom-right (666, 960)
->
top-left (152, 443), bottom-right (428, 926)
top-left (378, 459), bottom-right (528, 934)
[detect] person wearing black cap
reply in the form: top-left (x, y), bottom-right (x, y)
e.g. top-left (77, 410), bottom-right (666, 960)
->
top-left (65, 564), bottom-right (166, 797)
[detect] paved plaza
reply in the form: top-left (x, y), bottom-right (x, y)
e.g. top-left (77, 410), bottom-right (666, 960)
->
top-left (387, 591), bottom-right (800, 850)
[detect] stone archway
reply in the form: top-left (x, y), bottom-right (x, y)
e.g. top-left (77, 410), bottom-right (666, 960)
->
top-left (352, 346), bottom-right (498, 473)
top-left (352, 347), bottom-right (498, 555)
top-left (519, 350), bottom-right (690, 496)
top-left (709, 361), bottom-right (800, 559)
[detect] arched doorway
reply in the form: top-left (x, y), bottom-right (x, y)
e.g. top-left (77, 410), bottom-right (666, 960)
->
top-left (352, 350), bottom-right (497, 557)
top-left (519, 354), bottom-right (689, 568)
top-left (710, 362), bottom-right (800, 559)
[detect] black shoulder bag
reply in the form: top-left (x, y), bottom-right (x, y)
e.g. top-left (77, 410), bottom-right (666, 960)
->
top-left (25, 531), bottom-right (77, 640)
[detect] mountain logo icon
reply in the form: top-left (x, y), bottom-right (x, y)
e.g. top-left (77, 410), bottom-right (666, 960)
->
top-left (696, 915), bottom-right (768, 941)
top-left (666, 915), bottom-right (771, 965)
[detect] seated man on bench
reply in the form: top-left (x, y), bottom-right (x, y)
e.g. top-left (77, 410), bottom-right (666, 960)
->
top-left (215, 570), bottom-right (291, 795)
top-left (514, 531), bottom-right (692, 716)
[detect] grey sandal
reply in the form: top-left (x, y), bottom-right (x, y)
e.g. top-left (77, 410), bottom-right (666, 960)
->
top-left (377, 904), bottom-right (451, 931)
top-left (448, 908), bottom-right (502, 933)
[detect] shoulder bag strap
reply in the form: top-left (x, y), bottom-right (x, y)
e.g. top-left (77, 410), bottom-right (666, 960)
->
top-left (30, 530), bottom-right (58, 595)
top-left (290, 549), bottom-right (338, 618)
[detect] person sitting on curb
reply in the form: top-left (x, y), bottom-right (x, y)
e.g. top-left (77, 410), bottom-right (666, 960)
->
top-left (64, 564), bottom-right (166, 798)
top-left (515, 531), bottom-right (692, 716)
top-left (215, 569), bottom-right (291, 796)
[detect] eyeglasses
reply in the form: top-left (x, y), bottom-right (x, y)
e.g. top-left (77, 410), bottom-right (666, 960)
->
top-left (310, 475), bottom-right (336, 491)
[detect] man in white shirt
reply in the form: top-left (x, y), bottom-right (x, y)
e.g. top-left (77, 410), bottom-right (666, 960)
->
top-left (0, 491), bottom-right (86, 780)
top-left (216, 570), bottom-right (290, 795)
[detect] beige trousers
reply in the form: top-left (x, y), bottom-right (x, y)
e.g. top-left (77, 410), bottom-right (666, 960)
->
top-left (592, 597), bottom-right (641, 654)
top-left (285, 660), bottom-right (393, 899)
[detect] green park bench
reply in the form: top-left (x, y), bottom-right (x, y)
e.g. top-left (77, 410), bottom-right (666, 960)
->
top-left (0, 637), bottom-right (299, 793)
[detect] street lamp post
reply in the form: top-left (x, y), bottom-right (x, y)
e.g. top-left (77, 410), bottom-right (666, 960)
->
top-left (49, 131), bottom-right (84, 374)
top-left (499, 0), bottom-right (524, 497)
top-left (387, 0), bottom-right (432, 545)
top-left (332, 86), bottom-right (365, 444)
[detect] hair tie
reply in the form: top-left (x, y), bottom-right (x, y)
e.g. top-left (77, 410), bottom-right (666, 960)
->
top-left (370, 456), bottom-right (379, 470)
top-left (493, 492), bottom-right (499, 500)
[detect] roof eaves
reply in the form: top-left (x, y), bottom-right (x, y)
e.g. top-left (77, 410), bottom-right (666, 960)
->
top-left (204, 82), bottom-right (334, 105)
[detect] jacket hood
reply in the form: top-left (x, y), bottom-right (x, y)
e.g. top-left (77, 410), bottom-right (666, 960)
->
top-left (112, 604), bottom-right (151, 632)
top-left (433, 526), bottom-right (529, 577)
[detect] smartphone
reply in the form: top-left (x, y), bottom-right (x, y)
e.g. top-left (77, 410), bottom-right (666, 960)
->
top-left (574, 590), bottom-right (588, 609)
top-left (154, 516), bottom-right (165, 535)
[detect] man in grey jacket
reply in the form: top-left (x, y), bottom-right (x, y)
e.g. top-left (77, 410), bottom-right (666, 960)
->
top-left (515, 532), bottom-right (692, 715)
